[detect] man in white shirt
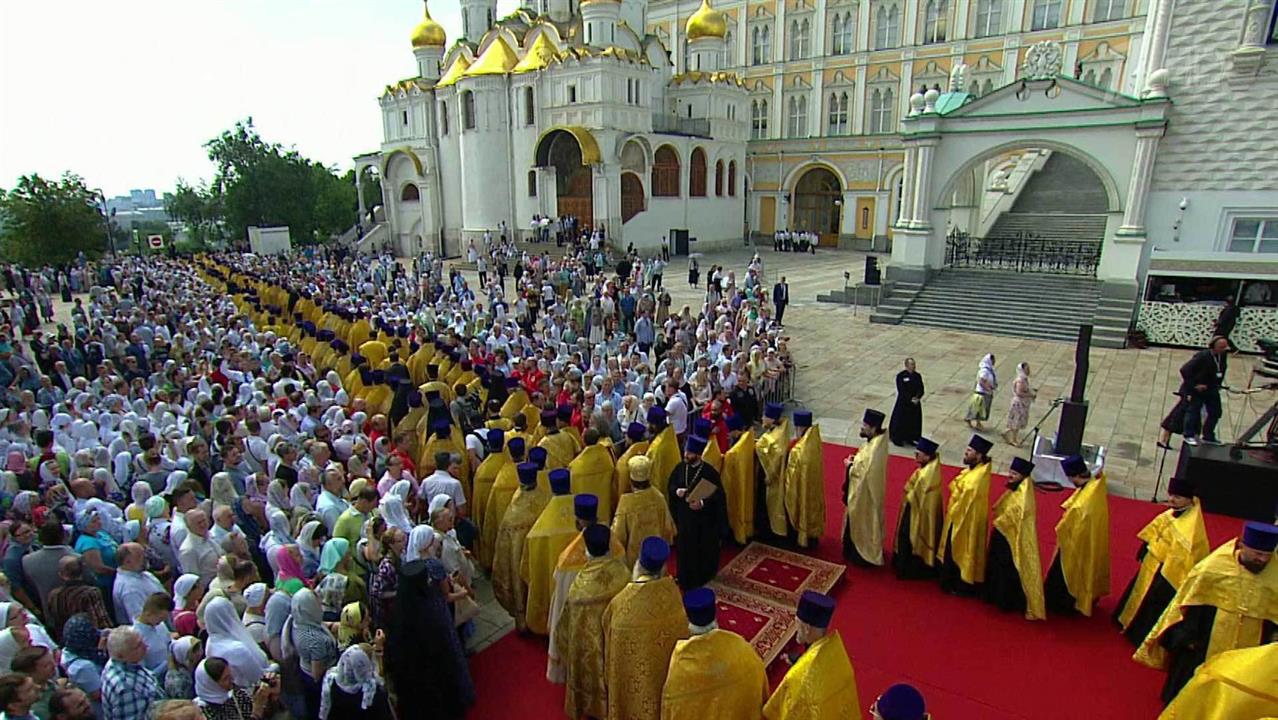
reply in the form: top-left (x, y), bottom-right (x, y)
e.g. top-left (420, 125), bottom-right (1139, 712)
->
top-left (664, 379), bottom-right (689, 438)
top-left (177, 510), bottom-right (220, 585)
top-left (315, 466), bottom-right (350, 533)
top-left (420, 451), bottom-right (478, 549)
top-left (208, 505), bottom-right (243, 548)
top-left (112, 543), bottom-right (166, 625)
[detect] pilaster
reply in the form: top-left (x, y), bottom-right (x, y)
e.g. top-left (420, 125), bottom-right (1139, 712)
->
top-left (1116, 123), bottom-right (1166, 237)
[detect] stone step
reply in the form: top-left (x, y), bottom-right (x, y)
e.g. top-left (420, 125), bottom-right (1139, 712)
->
top-left (899, 316), bottom-right (1079, 342)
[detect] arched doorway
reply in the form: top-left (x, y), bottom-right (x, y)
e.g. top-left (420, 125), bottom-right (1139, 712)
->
top-left (535, 129), bottom-right (596, 223)
top-left (793, 166), bottom-right (842, 246)
top-left (621, 173), bottom-right (645, 223)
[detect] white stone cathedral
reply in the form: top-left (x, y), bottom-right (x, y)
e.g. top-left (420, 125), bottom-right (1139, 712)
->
top-left (360, 0), bottom-right (749, 257)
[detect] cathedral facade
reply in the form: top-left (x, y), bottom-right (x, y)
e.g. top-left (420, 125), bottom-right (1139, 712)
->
top-left (367, 0), bottom-right (748, 257)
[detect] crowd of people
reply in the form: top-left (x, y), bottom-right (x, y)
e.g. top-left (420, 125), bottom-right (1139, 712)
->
top-left (0, 231), bottom-right (1268, 720)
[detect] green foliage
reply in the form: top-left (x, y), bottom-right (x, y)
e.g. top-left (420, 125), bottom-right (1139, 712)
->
top-left (342, 167), bottom-right (384, 219)
top-left (0, 172), bottom-right (107, 266)
top-left (203, 118), bottom-right (354, 244)
top-left (166, 179), bottom-right (222, 248)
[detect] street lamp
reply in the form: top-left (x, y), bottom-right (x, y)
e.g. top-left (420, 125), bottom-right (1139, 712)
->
top-left (94, 189), bottom-right (116, 257)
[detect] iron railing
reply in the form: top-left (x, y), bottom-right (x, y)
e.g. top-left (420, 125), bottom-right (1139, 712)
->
top-left (944, 229), bottom-right (1101, 276)
top-left (651, 114), bottom-right (712, 137)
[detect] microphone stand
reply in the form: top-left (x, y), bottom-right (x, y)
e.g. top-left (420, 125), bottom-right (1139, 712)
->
top-left (1027, 397), bottom-right (1066, 455)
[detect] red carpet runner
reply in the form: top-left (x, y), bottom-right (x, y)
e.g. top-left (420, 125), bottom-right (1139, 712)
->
top-left (469, 442), bottom-right (1243, 719)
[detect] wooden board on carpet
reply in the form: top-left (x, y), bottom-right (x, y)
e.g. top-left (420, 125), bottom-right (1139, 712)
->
top-left (714, 542), bottom-right (846, 606)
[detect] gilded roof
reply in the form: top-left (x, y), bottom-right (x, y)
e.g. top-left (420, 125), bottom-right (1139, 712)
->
top-left (464, 36), bottom-right (519, 77)
top-left (435, 55), bottom-right (472, 87)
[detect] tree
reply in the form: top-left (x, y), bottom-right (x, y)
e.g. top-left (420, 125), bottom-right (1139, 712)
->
top-left (203, 118), bottom-right (354, 244)
top-left (166, 179), bottom-right (222, 248)
top-left (343, 167), bottom-right (384, 219)
top-left (0, 172), bottom-right (106, 265)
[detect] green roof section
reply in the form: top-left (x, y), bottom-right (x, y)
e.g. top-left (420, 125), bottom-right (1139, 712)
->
top-left (935, 91), bottom-right (973, 115)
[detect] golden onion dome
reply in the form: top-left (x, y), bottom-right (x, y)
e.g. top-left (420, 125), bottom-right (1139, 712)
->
top-left (685, 0), bottom-right (727, 41)
top-left (410, 2), bottom-right (447, 48)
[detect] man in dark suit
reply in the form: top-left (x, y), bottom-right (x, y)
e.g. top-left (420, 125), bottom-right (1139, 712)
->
top-left (773, 276), bottom-right (789, 326)
top-left (1179, 336), bottom-right (1229, 445)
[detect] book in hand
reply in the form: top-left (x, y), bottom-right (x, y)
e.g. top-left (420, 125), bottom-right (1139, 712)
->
top-left (686, 478), bottom-right (718, 504)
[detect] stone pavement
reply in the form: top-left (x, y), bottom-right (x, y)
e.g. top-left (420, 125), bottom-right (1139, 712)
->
top-left (448, 243), bottom-right (1265, 501)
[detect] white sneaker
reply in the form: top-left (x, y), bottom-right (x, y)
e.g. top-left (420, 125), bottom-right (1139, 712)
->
top-left (1184, 437), bottom-right (1199, 446)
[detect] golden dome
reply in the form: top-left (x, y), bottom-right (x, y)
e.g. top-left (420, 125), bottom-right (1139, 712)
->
top-left (685, 0), bottom-right (727, 41)
top-left (410, 2), bottom-right (447, 48)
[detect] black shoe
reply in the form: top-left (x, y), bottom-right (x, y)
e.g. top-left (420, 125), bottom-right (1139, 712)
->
top-left (1156, 441), bottom-right (1173, 451)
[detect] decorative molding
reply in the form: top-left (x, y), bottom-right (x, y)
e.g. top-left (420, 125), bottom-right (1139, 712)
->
top-left (1020, 41), bottom-right (1064, 80)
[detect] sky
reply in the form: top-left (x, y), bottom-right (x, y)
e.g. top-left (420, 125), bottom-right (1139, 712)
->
top-left (0, 0), bottom-right (521, 198)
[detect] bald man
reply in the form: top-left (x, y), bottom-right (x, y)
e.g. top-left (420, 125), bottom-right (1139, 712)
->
top-left (112, 543), bottom-right (165, 624)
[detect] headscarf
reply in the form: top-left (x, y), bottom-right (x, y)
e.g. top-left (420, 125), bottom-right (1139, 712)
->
top-left (164, 470), bottom-right (190, 495)
top-left (174, 573), bottom-right (201, 609)
top-left (274, 545), bottom-right (310, 589)
top-left (320, 538), bottom-right (350, 575)
top-left (170, 635), bottom-right (199, 670)
top-left (145, 495), bottom-right (168, 519)
top-left (289, 482), bottom-right (315, 511)
top-left (336, 602), bottom-right (364, 647)
top-left (403, 525), bottom-right (436, 562)
top-left (319, 645), bottom-right (381, 719)
top-left (378, 494), bottom-right (412, 533)
top-left (210, 473), bottom-right (237, 506)
top-left (243, 582), bottom-right (268, 609)
top-left (124, 519), bottom-right (142, 542)
top-left (194, 659), bottom-right (232, 707)
top-left (0, 628), bottom-right (24, 671)
top-left (62, 613), bottom-right (107, 665)
top-left (976, 353), bottom-right (997, 390)
top-left (204, 596), bottom-right (269, 686)
top-left (11, 491), bottom-right (38, 519)
top-left (267, 479), bottom-right (291, 511)
top-left (130, 481), bottom-right (153, 509)
top-left (261, 508), bottom-right (294, 559)
top-left (281, 588), bottom-right (331, 660)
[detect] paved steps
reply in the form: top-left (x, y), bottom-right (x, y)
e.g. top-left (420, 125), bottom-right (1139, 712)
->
top-left (896, 269), bottom-right (1100, 343)
top-left (1010, 152), bottom-right (1109, 215)
top-left (986, 214), bottom-right (1108, 244)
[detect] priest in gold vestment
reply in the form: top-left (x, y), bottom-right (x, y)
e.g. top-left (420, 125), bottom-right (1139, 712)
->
top-left (613, 422), bottom-right (651, 499)
top-left (661, 588), bottom-right (768, 720)
top-left (612, 455), bottom-right (676, 567)
top-left (842, 409), bottom-right (888, 566)
top-left (547, 493), bottom-right (626, 683)
top-left (755, 402), bottom-right (791, 540)
top-left (720, 415), bottom-right (757, 545)
top-left (938, 434), bottom-right (993, 595)
top-left (603, 537), bottom-right (687, 720)
top-left (763, 591), bottom-right (860, 720)
top-left (471, 429), bottom-right (509, 564)
top-left (556, 524), bottom-right (632, 720)
top-left (1157, 643), bottom-right (1278, 719)
top-left (520, 467), bottom-right (580, 635)
top-left (891, 437), bottom-right (943, 580)
top-left (1044, 454), bottom-right (1110, 616)
top-left (785, 411), bottom-right (825, 549)
top-left (1114, 476), bottom-right (1209, 646)
top-left (570, 430), bottom-right (616, 523)
top-left (492, 461), bottom-right (550, 631)
top-left (646, 408), bottom-right (680, 499)
top-left (539, 406), bottom-right (581, 470)
top-left (1136, 522), bottom-right (1278, 704)
top-left (480, 437), bottom-right (528, 570)
top-left (982, 456), bottom-right (1045, 621)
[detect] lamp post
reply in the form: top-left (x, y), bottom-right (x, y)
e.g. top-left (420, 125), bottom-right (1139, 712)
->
top-left (94, 189), bottom-right (116, 257)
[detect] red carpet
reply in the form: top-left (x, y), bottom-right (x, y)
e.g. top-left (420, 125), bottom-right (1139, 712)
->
top-left (469, 443), bottom-right (1243, 719)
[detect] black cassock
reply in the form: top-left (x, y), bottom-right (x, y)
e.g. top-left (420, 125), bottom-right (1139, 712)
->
top-left (888, 370), bottom-right (924, 446)
top-left (1112, 543), bottom-right (1177, 647)
top-left (1154, 603), bottom-right (1277, 705)
top-left (668, 460), bottom-right (728, 589)
top-left (891, 500), bottom-right (939, 580)
top-left (982, 528), bottom-right (1026, 613)
top-left (1044, 554), bottom-right (1077, 614)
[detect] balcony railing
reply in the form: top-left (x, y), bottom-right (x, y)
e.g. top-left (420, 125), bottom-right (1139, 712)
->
top-left (651, 114), bottom-right (711, 137)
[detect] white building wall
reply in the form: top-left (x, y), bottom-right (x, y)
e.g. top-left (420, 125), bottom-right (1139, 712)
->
top-left (457, 75), bottom-right (516, 239)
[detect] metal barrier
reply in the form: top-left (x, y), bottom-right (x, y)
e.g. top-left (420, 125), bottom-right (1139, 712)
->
top-left (761, 365), bottom-right (798, 407)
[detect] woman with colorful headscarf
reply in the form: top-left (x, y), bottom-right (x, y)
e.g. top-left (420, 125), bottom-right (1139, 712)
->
top-left (126, 481), bottom-right (152, 522)
top-left (172, 573), bottom-right (204, 637)
top-left (316, 538), bottom-right (364, 620)
top-left (335, 602), bottom-right (368, 649)
top-left (318, 644), bottom-right (392, 720)
top-left (274, 545), bottom-right (311, 594)
top-left (59, 614), bottom-right (105, 717)
top-left (72, 509), bottom-right (117, 593)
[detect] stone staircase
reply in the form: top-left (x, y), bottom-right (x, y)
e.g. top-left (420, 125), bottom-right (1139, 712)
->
top-left (885, 269), bottom-right (1102, 343)
top-left (986, 214), bottom-right (1108, 244)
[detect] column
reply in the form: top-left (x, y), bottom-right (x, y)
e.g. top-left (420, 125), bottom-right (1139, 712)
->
top-left (1117, 125), bottom-right (1165, 237)
top-left (896, 145), bottom-right (917, 227)
top-left (952, 0), bottom-right (971, 40)
top-left (852, 65), bottom-right (868, 135)
top-left (910, 140), bottom-right (935, 229)
top-left (813, 0), bottom-right (828, 57)
top-left (902, 0), bottom-right (920, 46)
top-left (1139, 0), bottom-right (1175, 92)
top-left (856, 0), bottom-right (871, 51)
top-left (810, 71), bottom-right (824, 137)
top-left (775, 0), bottom-right (786, 64)
top-left (355, 170), bottom-right (367, 223)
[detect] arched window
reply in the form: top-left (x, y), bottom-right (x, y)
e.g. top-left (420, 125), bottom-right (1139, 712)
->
top-left (789, 20), bottom-right (800, 60)
top-left (973, 0), bottom-right (1002, 37)
top-left (1030, 0), bottom-right (1062, 30)
top-left (461, 91), bottom-right (476, 130)
top-left (923, 0), bottom-right (948, 44)
top-left (715, 160), bottom-right (724, 196)
top-left (831, 14), bottom-right (843, 52)
top-left (728, 161), bottom-right (737, 197)
top-left (982, 78), bottom-right (994, 95)
top-left (527, 170), bottom-right (537, 197)
top-left (653, 146), bottom-right (680, 197)
top-left (690, 148), bottom-right (708, 197)
top-left (1093, 0), bottom-right (1125, 22)
top-left (787, 95), bottom-right (808, 138)
top-left (832, 12), bottom-right (854, 54)
top-left (1098, 67), bottom-right (1114, 89)
top-left (1083, 69), bottom-right (1096, 85)
top-left (875, 4), bottom-right (900, 49)
top-left (751, 98), bottom-right (769, 139)
top-left (725, 29), bottom-right (735, 66)
top-left (969, 80), bottom-right (980, 96)
top-left (869, 87), bottom-right (895, 134)
top-left (523, 87), bottom-right (535, 125)
top-left (438, 101), bottom-right (448, 135)
top-left (401, 184), bottom-right (420, 202)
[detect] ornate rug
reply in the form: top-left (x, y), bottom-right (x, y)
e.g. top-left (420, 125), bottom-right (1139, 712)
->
top-left (709, 543), bottom-right (845, 665)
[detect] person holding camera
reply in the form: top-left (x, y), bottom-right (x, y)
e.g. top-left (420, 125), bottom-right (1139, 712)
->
top-left (192, 656), bottom-right (280, 720)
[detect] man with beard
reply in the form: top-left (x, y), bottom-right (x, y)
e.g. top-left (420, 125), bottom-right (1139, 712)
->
top-left (938, 435), bottom-right (993, 596)
top-left (842, 409), bottom-right (889, 566)
top-left (754, 403), bottom-right (790, 543)
top-left (1136, 521), bottom-right (1278, 705)
top-left (667, 435), bottom-right (726, 589)
top-left (784, 411), bottom-right (824, 549)
top-left (720, 414), bottom-right (758, 545)
top-left (982, 456), bottom-right (1045, 620)
top-left (1044, 454), bottom-right (1111, 616)
top-left (1113, 476), bottom-right (1209, 646)
top-left (891, 437), bottom-right (943, 579)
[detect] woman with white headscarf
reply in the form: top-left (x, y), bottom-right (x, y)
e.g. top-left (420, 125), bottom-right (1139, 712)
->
top-left (964, 353), bottom-right (999, 430)
top-left (261, 508), bottom-right (295, 575)
top-left (281, 588), bottom-right (338, 718)
top-left (378, 494), bottom-right (413, 535)
top-left (318, 645), bottom-right (392, 720)
top-left (164, 470), bottom-right (190, 496)
top-left (296, 521), bottom-right (326, 578)
top-left (403, 524), bottom-right (437, 563)
top-left (205, 596), bottom-right (271, 688)
top-left (172, 573), bottom-right (205, 637)
top-left (164, 635), bottom-right (203, 700)
top-left (289, 482), bottom-right (316, 526)
top-left (266, 479), bottom-right (292, 514)
top-left (0, 625), bottom-right (30, 672)
top-left (194, 656), bottom-right (279, 717)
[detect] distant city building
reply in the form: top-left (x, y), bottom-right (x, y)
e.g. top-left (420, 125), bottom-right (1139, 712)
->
top-left (105, 188), bottom-right (173, 226)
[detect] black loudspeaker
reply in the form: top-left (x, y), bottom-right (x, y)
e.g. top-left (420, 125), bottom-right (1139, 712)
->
top-left (1177, 443), bottom-right (1278, 521)
top-left (864, 256), bottom-right (881, 286)
top-left (670, 229), bottom-right (690, 256)
top-left (1056, 324), bottom-right (1092, 455)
